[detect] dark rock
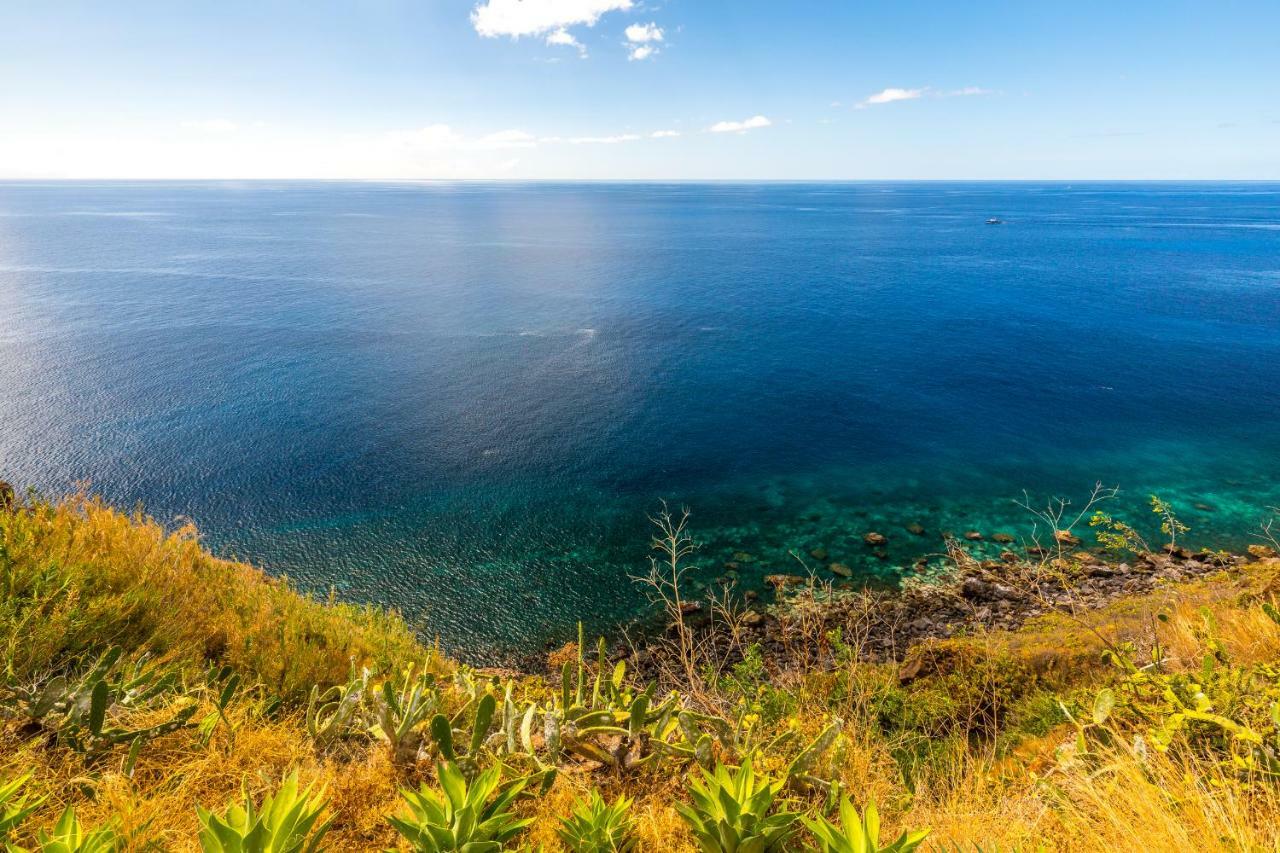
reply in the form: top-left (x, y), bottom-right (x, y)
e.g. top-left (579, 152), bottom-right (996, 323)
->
top-left (828, 562), bottom-right (853, 578)
top-left (961, 577), bottom-right (992, 600)
top-left (810, 547), bottom-right (829, 561)
top-left (992, 533), bottom-right (1015, 544)
top-left (871, 549), bottom-right (889, 561)
top-left (1000, 550), bottom-right (1019, 563)
top-left (964, 531), bottom-right (983, 541)
top-left (863, 532), bottom-right (888, 547)
top-left (1194, 502), bottom-right (1215, 512)
top-left (733, 551), bottom-right (756, 563)
top-left (906, 522), bottom-right (927, 536)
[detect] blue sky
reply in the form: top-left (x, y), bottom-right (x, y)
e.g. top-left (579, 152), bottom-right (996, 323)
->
top-left (1, 1), bottom-right (1277, 179)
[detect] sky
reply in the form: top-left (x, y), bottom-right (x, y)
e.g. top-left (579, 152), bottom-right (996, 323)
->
top-left (1, 1), bottom-right (1278, 180)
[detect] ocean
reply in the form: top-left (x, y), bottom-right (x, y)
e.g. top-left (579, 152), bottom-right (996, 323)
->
top-left (1, 181), bottom-right (1278, 661)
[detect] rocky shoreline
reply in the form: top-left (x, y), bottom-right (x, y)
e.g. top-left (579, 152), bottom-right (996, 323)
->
top-left (628, 538), bottom-right (1276, 679)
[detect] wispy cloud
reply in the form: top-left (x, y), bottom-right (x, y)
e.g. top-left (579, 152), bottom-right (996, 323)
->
top-left (650, 129), bottom-right (681, 138)
top-left (545, 28), bottom-right (586, 56)
top-left (471, 0), bottom-right (632, 38)
top-left (857, 87), bottom-right (925, 108)
top-left (709, 115), bottom-right (772, 134)
top-left (624, 22), bottom-right (663, 60)
top-left (857, 86), bottom-right (993, 108)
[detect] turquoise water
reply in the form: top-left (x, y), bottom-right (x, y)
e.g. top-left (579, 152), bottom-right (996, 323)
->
top-left (1, 181), bottom-right (1278, 661)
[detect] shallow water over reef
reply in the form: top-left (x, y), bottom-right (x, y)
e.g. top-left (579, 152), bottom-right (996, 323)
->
top-left (1, 181), bottom-right (1279, 661)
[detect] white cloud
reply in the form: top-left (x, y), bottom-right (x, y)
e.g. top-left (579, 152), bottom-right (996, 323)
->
top-left (180, 119), bottom-right (239, 133)
top-left (708, 115), bottom-right (772, 134)
top-left (856, 86), bottom-right (992, 108)
top-left (567, 133), bottom-right (640, 144)
top-left (471, 0), bottom-right (632, 38)
top-left (650, 129), bottom-right (681, 138)
top-left (857, 87), bottom-right (925, 108)
top-left (623, 21), bottom-right (663, 60)
top-left (545, 27), bottom-right (587, 56)
top-left (624, 22), bottom-right (663, 42)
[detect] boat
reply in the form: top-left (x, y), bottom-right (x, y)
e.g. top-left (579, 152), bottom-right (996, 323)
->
top-left (986, 217), bottom-right (1003, 225)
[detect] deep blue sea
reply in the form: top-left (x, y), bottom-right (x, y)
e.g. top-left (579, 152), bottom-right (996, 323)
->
top-left (2, 182), bottom-right (1279, 661)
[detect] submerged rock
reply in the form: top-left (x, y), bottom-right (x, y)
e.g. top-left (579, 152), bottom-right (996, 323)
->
top-left (906, 522), bottom-right (927, 536)
top-left (765, 574), bottom-right (804, 590)
top-left (863, 532), bottom-right (888, 547)
top-left (810, 547), bottom-right (829, 561)
top-left (992, 533), bottom-right (1015, 544)
top-left (964, 531), bottom-right (983, 541)
top-left (828, 562), bottom-right (852, 578)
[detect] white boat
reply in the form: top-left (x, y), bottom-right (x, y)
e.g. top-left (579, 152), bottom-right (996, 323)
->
top-left (986, 217), bottom-right (1003, 225)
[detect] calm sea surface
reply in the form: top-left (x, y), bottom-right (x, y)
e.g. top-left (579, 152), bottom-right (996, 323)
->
top-left (2, 182), bottom-right (1279, 660)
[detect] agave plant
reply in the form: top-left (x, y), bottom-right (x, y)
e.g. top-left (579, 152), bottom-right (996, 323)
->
top-left (803, 798), bottom-right (929, 853)
top-left (556, 790), bottom-right (637, 852)
top-left (676, 757), bottom-right (798, 853)
top-left (21, 805), bottom-right (119, 853)
top-left (387, 761), bottom-right (532, 853)
top-left (195, 771), bottom-right (332, 853)
top-left (1, 773), bottom-right (45, 841)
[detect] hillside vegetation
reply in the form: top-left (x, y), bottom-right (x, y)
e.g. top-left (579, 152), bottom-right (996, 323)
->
top-left (4, 490), bottom-right (1280, 851)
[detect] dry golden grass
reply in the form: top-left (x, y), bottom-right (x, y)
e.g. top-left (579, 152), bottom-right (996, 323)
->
top-left (0, 493), bottom-right (425, 694)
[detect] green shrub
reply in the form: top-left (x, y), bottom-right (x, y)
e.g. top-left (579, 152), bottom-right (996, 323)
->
top-left (20, 805), bottom-right (118, 853)
top-left (387, 761), bottom-right (532, 852)
top-left (676, 756), bottom-right (798, 852)
top-left (803, 797), bottom-right (928, 853)
top-left (0, 773), bottom-right (44, 841)
top-left (195, 771), bottom-right (332, 853)
top-left (557, 790), bottom-right (636, 852)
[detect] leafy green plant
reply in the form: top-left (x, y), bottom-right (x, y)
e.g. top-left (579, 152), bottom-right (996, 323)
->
top-left (676, 757), bottom-right (798, 853)
top-left (387, 761), bottom-right (533, 853)
top-left (543, 629), bottom-right (681, 773)
top-left (556, 791), bottom-right (636, 852)
top-left (18, 805), bottom-right (119, 853)
top-left (304, 670), bottom-right (368, 750)
top-left (1073, 606), bottom-right (1280, 776)
top-left (429, 692), bottom-right (497, 780)
top-left (197, 665), bottom-right (243, 747)
top-left (803, 797), bottom-right (928, 853)
top-left (1088, 511), bottom-right (1148, 555)
top-left (0, 647), bottom-right (196, 771)
top-left (195, 771), bottom-right (332, 853)
top-left (0, 773), bottom-right (45, 841)
top-left (373, 666), bottom-right (439, 765)
top-left (1150, 495), bottom-right (1188, 549)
